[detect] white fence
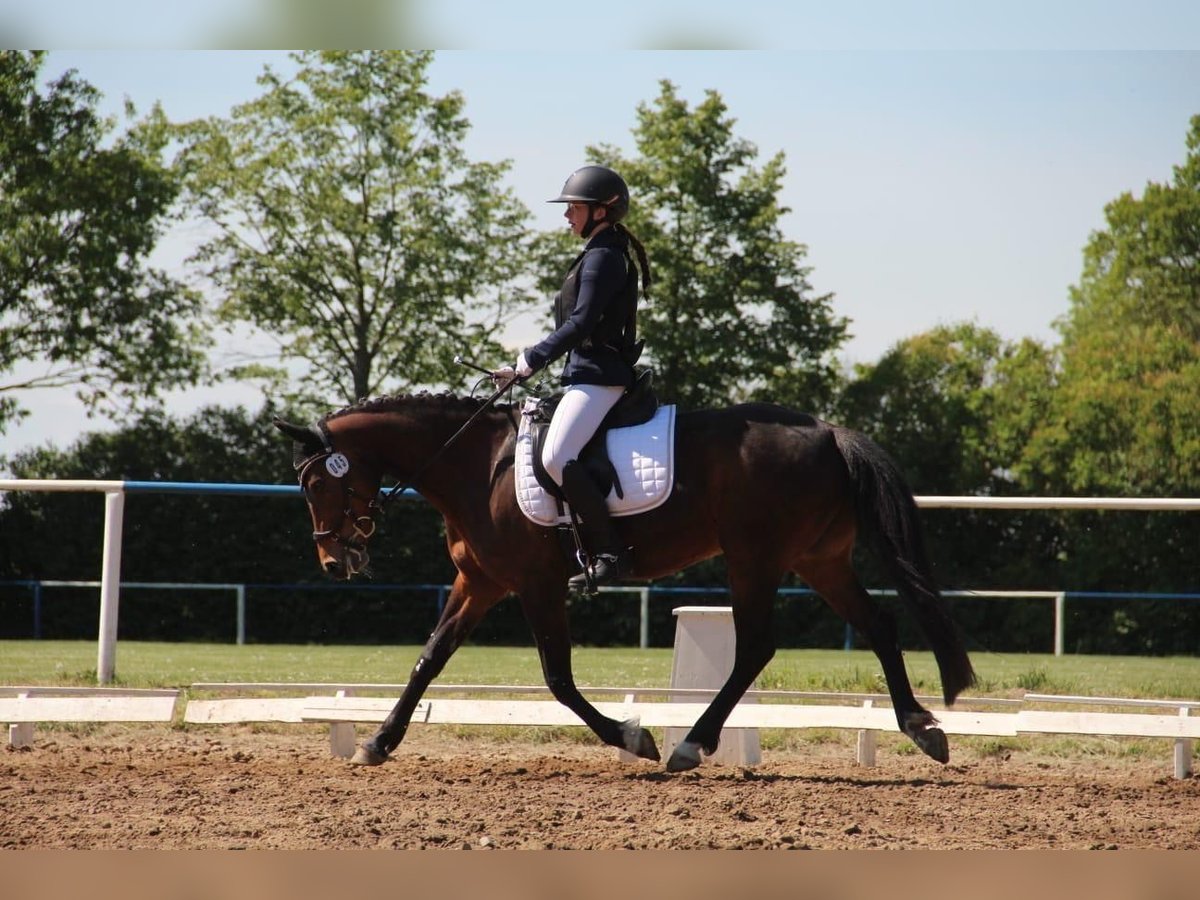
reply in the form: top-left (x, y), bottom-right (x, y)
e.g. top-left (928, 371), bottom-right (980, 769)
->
top-left (1, 478), bottom-right (1198, 683)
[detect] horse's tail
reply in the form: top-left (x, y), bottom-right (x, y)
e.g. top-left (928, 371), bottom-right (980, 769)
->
top-left (831, 425), bottom-right (977, 704)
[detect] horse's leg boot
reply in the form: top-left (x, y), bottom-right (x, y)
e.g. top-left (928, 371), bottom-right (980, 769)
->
top-left (560, 460), bottom-right (630, 590)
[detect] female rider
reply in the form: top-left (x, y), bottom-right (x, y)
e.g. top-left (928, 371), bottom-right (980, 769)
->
top-left (494, 165), bottom-right (652, 590)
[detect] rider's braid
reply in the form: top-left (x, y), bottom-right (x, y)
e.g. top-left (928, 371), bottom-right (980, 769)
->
top-left (615, 223), bottom-right (652, 294)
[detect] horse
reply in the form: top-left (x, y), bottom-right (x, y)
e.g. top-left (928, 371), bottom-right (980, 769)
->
top-left (274, 392), bottom-right (976, 771)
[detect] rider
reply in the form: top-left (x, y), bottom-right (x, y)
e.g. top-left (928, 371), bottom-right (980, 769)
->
top-left (494, 165), bottom-right (652, 590)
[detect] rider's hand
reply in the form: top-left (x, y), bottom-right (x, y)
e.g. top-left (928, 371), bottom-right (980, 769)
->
top-left (491, 365), bottom-right (518, 386)
top-left (492, 353), bottom-right (533, 386)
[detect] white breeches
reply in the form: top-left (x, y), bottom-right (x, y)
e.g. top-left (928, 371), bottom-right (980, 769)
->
top-left (540, 384), bottom-right (625, 486)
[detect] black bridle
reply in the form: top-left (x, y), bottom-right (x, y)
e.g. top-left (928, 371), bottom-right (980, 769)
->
top-left (295, 450), bottom-right (380, 544)
top-left (293, 432), bottom-right (381, 577)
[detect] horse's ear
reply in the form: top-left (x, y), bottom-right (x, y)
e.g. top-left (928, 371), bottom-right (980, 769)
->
top-left (272, 417), bottom-right (323, 451)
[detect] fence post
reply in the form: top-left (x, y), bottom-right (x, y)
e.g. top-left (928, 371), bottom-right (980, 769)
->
top-left (1054, 592), bottom-right (1066, 657)
top-left (32, 581), bottom-right (42, 640)
top-left (639, 587), bottom-right (650, 649)
top-left (1174, 707), bottom-right (1193, 780)
top-left (96, 490), bottom-right (126, 685)
top-left (663, 606), bottom-right (761, 766)
top-left (236, 584), bottom-right (247, 646)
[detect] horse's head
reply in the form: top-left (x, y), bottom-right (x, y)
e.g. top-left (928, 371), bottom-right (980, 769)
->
top-left (273, 416), bottom-right (382, 580)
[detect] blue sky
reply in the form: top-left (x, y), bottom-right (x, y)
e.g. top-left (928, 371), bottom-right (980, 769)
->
top-left (3, 11), bottom-right (1199, 459)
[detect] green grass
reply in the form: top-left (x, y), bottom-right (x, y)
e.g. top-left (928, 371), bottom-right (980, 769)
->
top-left (3, 640), bottom-right (1199, 701)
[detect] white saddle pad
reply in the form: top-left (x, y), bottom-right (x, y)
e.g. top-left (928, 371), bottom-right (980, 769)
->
top-left (515, 399), bottom-right (676, 527)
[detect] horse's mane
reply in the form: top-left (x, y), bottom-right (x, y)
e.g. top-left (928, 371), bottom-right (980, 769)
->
top-left (321, 391), bottom-right (516, 424)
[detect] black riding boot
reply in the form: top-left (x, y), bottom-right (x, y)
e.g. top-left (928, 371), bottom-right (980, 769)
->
top-left (559, 460), bottom-right (630, 592)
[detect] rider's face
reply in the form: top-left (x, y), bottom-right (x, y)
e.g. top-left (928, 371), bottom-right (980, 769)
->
top-left (565, 202), bottom-right (604, 238)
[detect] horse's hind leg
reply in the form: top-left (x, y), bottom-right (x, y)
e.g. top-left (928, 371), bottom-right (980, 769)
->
top-left (802, 558), bottom-right (949, 764)
top-left (665, 563), bottom-right (780, 773)
top-left (518, 584), bottom-right (660, 762)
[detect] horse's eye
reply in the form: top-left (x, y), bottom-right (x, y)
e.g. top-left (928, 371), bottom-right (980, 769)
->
top-left (305, 476), bottom-right (327, 497)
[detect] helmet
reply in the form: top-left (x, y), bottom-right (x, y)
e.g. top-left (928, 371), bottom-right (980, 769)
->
top-left (548, 165), bottom-right (629, 224)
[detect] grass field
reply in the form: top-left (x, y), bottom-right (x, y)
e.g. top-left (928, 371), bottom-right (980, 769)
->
top-left (3, 640), bottom-right (1199, 701)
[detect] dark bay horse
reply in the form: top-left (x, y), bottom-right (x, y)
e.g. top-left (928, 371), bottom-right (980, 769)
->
top-left (274, 393), bottom-right (975, 770)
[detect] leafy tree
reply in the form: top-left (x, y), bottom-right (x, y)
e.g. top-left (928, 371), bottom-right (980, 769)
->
top-left (1022, 114), bottom-right (1200, 502)
top-left (590, 80), bottom-right (847, 411)
top-left (1060, 114), bottom-right (1200, 348)
top-left (0, 51), bottom-right (209, 433)
top-left (1010, 116), bottom-right (1200, 619)
top-left (171, 50), bottom-right (536, 407)
top-left (837, 322), bottom-right (1055, 495)
top-left (835, 323), bottom-right (1063, 599)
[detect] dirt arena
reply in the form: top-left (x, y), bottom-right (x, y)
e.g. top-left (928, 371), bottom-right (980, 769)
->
top-left (4, 724), bottom-right (1198, 850)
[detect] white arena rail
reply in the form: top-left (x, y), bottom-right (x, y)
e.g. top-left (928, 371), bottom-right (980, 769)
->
top-left (173, 681), bottom-right (1198, 779)
top-left (2, 678), bottom-right (1188, 778)
top-left (2, 686), bottom-right (180, 749)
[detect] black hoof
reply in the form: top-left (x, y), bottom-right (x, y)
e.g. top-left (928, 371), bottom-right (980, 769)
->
top-left (620, 719), bottom-right (661, 761)
top-left (911, 727), bottom-right (949, 764)
top-left (665, 740), bottom-right (702, 772)
top-left (350, 744), bottom-right (389, 766)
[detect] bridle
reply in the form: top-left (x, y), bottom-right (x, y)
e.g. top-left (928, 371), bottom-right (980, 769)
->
top-left (293, 421), bottom-right (380, 575)
top-left (296, 452), bottom-right (379, 542)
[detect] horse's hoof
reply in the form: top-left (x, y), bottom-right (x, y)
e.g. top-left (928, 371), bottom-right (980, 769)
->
top-left (620, 718), bottom-right (661, 762)
top-left (911, 727), bottom-right (949, 764)
top-left (665, 740), bottom-right (702, 773)
top-left (349, 745), bottom-right (389, 766)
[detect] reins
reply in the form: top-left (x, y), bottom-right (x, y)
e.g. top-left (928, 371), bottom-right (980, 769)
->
top-left (376, 359), bottom-right (524, 513)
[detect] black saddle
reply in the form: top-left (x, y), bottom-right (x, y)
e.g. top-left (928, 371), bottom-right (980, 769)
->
top-left (527, 369), bottom-right (659, 508)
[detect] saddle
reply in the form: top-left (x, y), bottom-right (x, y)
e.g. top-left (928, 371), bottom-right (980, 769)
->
top-left (526, 369), bottom-right (659, 506)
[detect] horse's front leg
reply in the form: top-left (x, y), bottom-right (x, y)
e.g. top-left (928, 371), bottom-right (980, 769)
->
top-left (518, 585), bottom-right (660, 762)
top-left (351, 570), bottom-right (505, 766)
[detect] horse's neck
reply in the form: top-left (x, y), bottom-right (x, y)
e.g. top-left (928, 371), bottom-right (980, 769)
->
top-left (366, 406), bottom-right (508, 513)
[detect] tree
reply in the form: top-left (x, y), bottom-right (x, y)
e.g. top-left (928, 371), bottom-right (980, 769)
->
top-left (836, 323), bottom-right (1055, 495)
top-left (835, 323), bottom-right (1063, 598)
top-left (591, 81), bottom-right (847, 411)
top-left (1060, 114), bottom-right (1200, 348)
top-left (171, 50), bottom-right (537, 407)
top-left (0, 51), bottom-right (209, 433)
top-left (1007, 117), bottom-right (1200, 616)
top-left (1021, 115), bottom-right (1200, 502)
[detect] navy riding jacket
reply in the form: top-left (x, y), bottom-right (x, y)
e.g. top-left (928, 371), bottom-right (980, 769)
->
top-left (523, 227), bottom-right (638, 388)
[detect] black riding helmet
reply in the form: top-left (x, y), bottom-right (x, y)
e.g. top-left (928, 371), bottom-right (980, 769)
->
top-left (548, 165), bottom-right (630, 232)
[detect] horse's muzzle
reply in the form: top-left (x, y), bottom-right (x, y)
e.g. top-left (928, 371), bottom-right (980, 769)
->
top-left (321, 542), bottom-right (370, 580)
